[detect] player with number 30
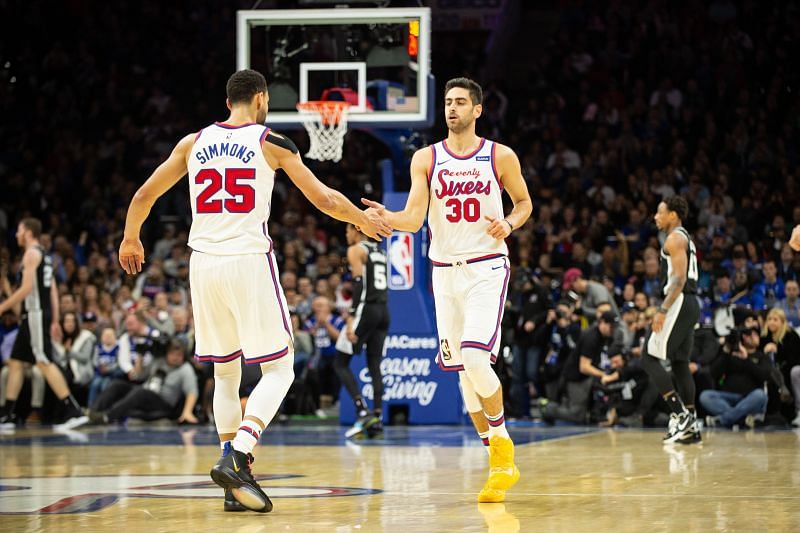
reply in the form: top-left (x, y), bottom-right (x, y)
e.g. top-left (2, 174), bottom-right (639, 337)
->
top-left (362, 78), bottom-right (532, 503)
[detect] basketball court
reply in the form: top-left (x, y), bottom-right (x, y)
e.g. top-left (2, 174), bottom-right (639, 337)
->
top-left (2, 425), bottom-right (799, 531)
top-left (3, 6), bottom-right (800, 532)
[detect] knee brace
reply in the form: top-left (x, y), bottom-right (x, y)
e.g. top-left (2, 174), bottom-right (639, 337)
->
top-left (213, 359), bottom-right (243, 434)
top-left (459, 371), bottom-right (483, 413)
top-left (461, 347), bottom-right (501, 398)
top-left (258, 351), bottom-right (295, 394)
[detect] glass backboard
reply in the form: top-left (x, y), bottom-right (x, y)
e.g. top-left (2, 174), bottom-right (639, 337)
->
top-left (236, 7), bottom-right (432, 129)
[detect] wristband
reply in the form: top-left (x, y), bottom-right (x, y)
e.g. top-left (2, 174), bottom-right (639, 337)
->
top-left (657, 306), bottom-right (669, 314)
top-left (503, 219), bottom-right (514, 232)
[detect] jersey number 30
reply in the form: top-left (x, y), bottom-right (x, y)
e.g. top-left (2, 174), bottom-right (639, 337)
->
top-left (195, 168), bottom-right (255, 214)
top-left (445, 198), bottom-right (480, 223)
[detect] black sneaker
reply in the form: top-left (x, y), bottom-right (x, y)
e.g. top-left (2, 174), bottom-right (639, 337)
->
top-left (54, 404), bottom-right (89, 430)
top-left (676, 420), bottom-right (702, 445)
top-left (366, 421), bottom-right (384, 439)
top-left (210, 447), bottom-right (272, 513)
top-left (663, 412), bottom-right (694, 444)
top-left (345, 412), bottom-right (380, 439)
top-left (0, 411), bottom-right (19, 430)
top-left (223, 489), bottom-right (246, 512)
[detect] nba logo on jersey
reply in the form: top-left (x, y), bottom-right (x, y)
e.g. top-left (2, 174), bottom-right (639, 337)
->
top-left (389, 233), bottom-right (414, 290)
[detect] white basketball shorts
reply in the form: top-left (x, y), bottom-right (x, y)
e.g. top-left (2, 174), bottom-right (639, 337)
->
top-left (431, 254), bottom-right (510, 372)
top-left (646, 293), bottom-right (684, 360)
top-left (190, 251), bottom-right (293, 365)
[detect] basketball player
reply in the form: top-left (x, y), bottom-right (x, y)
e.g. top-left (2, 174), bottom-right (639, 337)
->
top-left (0, 218), bottom-right (88, 430)
top-left (363, 77), bottom-right (532, 502)
top-left (118, 69), bottom-right (391, 513)
top-left (334, 223), bottom-right (390, 439)
top-left (642, 196), bottom-right (701, 444)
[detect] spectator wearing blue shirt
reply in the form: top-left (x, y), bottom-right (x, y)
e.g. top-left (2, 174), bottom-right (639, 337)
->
top-left (777, 244), bottom-right (798, 282)
top-left (752, 260), bottom-right (785, 311)
top-left (305, 297), bottom-right (345, 357)
top-left (713, 270), bottom-right (734, 304)
top-left (779, 280), bottom-right (800, 329)
top-left (722, 246), bottom-right (757, 281)
top-left (730, 270), bottom-right (755, 309)
top-left (305, 297), bottom-right (345, 411)
top-left (88, 327), bottom-right (123, 407)
top-left (641, 256), bottom-right (662, 301)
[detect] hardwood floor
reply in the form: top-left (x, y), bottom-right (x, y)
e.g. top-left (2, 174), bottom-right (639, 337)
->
top-left (1, 425), bottom-right (799, 531)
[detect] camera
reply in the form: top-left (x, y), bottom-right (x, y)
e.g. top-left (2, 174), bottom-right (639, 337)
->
top-left (566, 290), bottom-right (580, 303)
top-left (725, 326), bottom-right (750, 352)
top-left (725, 326), bottom-right (757, 353)
top-left (724, 327), bottom-right (742, 351)
top-left (133, 328), bottom-right (168, 357)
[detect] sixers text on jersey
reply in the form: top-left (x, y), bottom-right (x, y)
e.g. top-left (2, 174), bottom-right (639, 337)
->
top-left (426, 138), bottom-right (507, 262)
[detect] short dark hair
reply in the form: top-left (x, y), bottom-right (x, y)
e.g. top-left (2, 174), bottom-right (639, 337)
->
top-left (226, 69), bottom-right (268, 105)
top-left (444, 77), bottom-right (483, 105)
top-left (20, 217), bottom-right (42, 238)
top-left (167, 338), bottom-right (186, 355)
top-left (347, 222), bottom-right (364, 234)
top-left (664, 196), bottom-right (689, 222)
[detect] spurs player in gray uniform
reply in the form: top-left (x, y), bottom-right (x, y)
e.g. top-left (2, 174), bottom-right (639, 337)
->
top-left (0, 217), bottom-right (87, 430)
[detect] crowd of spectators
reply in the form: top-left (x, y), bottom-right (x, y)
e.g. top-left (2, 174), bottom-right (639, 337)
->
top-left (490, 0), bottom-right (800, 428)
top-left (1, 1), bottom-right (800, 429)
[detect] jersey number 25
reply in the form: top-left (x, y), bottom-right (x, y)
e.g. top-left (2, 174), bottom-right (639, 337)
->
top-left (195, 168), bottom-right (255, 214)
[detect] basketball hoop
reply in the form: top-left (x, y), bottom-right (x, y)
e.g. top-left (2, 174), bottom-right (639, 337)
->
top-left (296, 101), bottom-right (350, 162)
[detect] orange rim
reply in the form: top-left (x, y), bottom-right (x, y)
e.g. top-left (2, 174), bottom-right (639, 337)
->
top-left (297, 101), bottom-right (350, 126)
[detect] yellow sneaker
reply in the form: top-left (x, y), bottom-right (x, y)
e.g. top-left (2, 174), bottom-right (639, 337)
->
top-left (486, 435), bottom-right (520, 491)
top-left (477, 486), bottom-right (506, 503)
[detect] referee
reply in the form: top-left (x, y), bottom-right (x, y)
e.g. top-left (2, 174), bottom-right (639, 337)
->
top-left (334, 223), bottom-right (390, 439)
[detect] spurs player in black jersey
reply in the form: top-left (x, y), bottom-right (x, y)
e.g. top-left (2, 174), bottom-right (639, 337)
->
top-left (643, 196), bottom-right (702, 444)
top-left (0, 218), bottom-right (87, 430)
top-left (334, 223), bottom-right (390, 439)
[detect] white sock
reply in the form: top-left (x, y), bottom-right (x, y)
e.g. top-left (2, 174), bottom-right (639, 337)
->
top-left (485, 410), bottom-right (510, 440)
top-left (232, 420), bottom-right (262, 455)
top-left (479, 430), bottom-right (490, 454)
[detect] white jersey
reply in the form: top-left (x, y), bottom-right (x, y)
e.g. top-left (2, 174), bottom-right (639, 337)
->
top-left (427, 138), bottom-right (508, 263)
top-left (187, 122), bottom-right (275, 255)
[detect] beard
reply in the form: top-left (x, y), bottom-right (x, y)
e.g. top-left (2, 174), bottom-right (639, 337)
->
top-left (447, 116), bottom-right (472, 134)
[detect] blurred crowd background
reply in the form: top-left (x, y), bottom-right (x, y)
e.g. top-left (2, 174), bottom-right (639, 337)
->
top-left (1, 0), bottom-right (799, 429)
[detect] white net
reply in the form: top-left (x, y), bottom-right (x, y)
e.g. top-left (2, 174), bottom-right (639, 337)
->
top-left (296, 101), bottom-right (350, 162)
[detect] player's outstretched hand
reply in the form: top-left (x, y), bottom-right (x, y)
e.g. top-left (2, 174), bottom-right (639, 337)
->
top-left (360, 210), bottom-right (393, 240)
top-left (119, 237), bottom-right (145, 275)
top-left (790, 224), bottom-right (800, 251)
top-left (484, 215), bottom-right (512, 240)
top-left (360, 198), bottom-right (393, 240)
